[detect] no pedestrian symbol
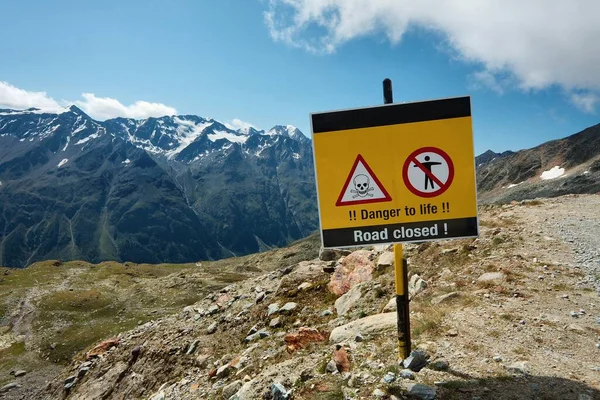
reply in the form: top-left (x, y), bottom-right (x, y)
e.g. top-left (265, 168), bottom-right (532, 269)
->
top-left (402, 147), bottom-right (454, 198)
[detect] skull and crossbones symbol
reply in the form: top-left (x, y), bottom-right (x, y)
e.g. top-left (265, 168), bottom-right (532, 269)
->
top-left (350, 174), bottom-right (374, 198)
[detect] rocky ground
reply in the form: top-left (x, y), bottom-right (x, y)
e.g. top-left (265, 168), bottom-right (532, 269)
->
top-left (2, 194), bottom-right (600, 400)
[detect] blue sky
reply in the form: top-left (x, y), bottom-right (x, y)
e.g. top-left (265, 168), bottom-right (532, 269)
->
top-left (1, 0), bottom-right (599, 155)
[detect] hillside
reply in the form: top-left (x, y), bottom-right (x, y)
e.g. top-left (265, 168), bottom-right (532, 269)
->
top-left (0, 234), bottom-right (320, 395)
top-left (0, 108), bottom-right (317, 268)
top-left (2, 194), bottom-right (599, 399)
top-left (477, 124), bottom-right (600, 203)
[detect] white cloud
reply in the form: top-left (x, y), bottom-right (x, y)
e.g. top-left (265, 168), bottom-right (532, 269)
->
top-left (0, 81), bottom-right (177, 120)
top-left (0, 81), bottom-right (64, 113)
top-left (74, 93), bottom-right (177, 120)
top-left (265, 0), bottom-right (600, 107)
top-left (224, 118), bottom-right (257, 132)
top-left (570, 92), bottom-right (598, 114)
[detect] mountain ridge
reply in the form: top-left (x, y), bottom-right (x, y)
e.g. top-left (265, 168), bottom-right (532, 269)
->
top-left (0, 108), bottom-right (318, 268)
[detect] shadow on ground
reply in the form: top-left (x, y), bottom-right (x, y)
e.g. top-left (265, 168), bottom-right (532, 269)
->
top-left (419, 370), bottom-right (600, 400)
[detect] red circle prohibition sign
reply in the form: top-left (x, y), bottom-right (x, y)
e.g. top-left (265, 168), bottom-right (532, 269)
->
top-left (402, 147), bottom-right (454, 198)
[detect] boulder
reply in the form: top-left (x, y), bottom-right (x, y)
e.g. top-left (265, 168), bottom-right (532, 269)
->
top-left (334, 284), bottom-right (363, 316)
top-left (284, 327), bottom-right (328, 352)
top-left (329, 312), bottom-right (396, 343)
top-left (477, 272), bottom-right (506, 284)
top-left (409, 275), bottom-right (427, 298)
top-left (328, 250), bottom-right (375, 296)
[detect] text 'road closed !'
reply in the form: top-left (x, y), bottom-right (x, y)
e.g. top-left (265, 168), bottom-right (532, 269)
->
top-left (311, 96), bottom-right (479, 248)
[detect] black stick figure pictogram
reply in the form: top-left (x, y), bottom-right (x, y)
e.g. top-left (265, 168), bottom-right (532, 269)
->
top-left (414, 155), bottom-right (442, 190)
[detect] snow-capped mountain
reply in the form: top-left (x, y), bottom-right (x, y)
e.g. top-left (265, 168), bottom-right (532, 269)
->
top-left (0, 107), bottom-right (317, 268)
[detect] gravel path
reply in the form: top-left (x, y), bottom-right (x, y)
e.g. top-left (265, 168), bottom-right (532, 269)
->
top-left (537, 195), bottom-right (600, 293)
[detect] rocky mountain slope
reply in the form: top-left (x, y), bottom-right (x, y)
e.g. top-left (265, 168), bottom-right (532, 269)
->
top-left (0, 107), bottom-right (317, 268)
top-left (2, 194), bottom-right (598, 400)
top-left (477, 124), bottom-right (600, 203)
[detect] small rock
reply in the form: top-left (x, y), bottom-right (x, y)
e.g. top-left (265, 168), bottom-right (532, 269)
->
top-left (355, 333), bottom-right (364, 342)
top-left (64, 375), bottom-right (77, 390)
top-left (321, 309), bottom-right (333, 317)
top-left (268, 303), bottom-right (280, 316)
top-left (222, 380), bottom-right (242, 399)
top-left (441, 248), bottom-right (458, 254)
top-left (382, 372), bottom-right (396, 383)
top-left (215, 364), bottom-right (231, 379)
top-left (570, 311), bottom-right (579, 318)
top-left (431, 292), bottom-right (459, 305)
top-left (403, 349), bottom-right (428, 372)
top-left (372, 388), bottom-right (386, 398)
top-left (377, 252), bottom-right (395, 267)
top-left (568, 324), bottom-right (585, 333)
top-left (429, 359), bottom-right (449, 371)
top-left (409, 274), bottom-right (428, 297)
top-left (14, 370), bottom-right (26, 377)
top-left (323, 265), bottom-right (336, 273)
top-left (247, 325), bottom-right (258, 336)
top-left (506, 361), bottom-right (530, 375)
top-left (149, 391), bottom-right (166, 400)
top-left (269, 317), bottom-right (282, 328)
top-left (596, 343), bottom-right (600, 349)
top-left (493, 355), bottom-right (503, 362)
top-left (319, 248), bottom-right (338, 261)
top-left (280, 302), bottom-right (298, 313)
top-left (77, 367), bottom-right (90, 378)
top-left (186, 340), bottom-right (199, 355)
top-left (298, 282), bottom-right (312, 291)
top-left (405, 383), bottom-right (437, 400)
top-left (326, 360), bottom-right (338, 373)
top-left (1, 383), bottom-right (19, 393)
top-left (208, 305), bottom-right (220, 315)
top-left (400, 369), bottom-right (415, 379)
top-left (256, 292), bottom-right (266, 303)
top-left (382, 296), bottom-right (397, 312)
top-left (271, 382), bottom-right (291, 400)
top-left (446, 329), bottom-right (458, 337)
top-left (477, 272), bottom-right (506, 284)
top-left (207, 322), bottom-right (218, 334)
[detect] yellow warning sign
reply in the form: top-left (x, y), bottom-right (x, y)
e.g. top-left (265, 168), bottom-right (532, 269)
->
top-left (311, 96), bottom-right (478, 248)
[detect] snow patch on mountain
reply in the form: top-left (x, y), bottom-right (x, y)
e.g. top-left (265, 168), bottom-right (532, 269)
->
top-left (62, 136), bottom-right (70, 151)
top-left (75, 133), bottom-right (99, 146)
top-left (57, 158), bottom-right (68, 168)
top-left (208, 130), bottom-right (248, 144)
top-left (540, 166), bottom-right (565, 180)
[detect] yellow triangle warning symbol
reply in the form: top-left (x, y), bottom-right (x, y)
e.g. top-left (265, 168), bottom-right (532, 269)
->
top-left (336, 154), bottom-right (392, 206)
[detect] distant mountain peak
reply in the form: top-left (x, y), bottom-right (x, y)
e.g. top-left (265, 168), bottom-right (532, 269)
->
top-left (67, 105), bottom-right (86, 115)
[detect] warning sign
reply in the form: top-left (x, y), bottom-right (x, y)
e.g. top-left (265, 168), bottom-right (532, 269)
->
top-left (336, 154), bottom-right (392, 206)
top-left (403, 147), bottom-right (454, 198)
top-left (311, 96), bottom-right (478, 248)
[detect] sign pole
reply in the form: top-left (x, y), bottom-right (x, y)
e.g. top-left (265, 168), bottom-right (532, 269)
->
top-left (383, 78), bottom-right (411, 360)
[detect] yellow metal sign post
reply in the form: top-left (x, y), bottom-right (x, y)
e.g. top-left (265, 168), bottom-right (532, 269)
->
top-left (310, 79), bottom-right (478, 359)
